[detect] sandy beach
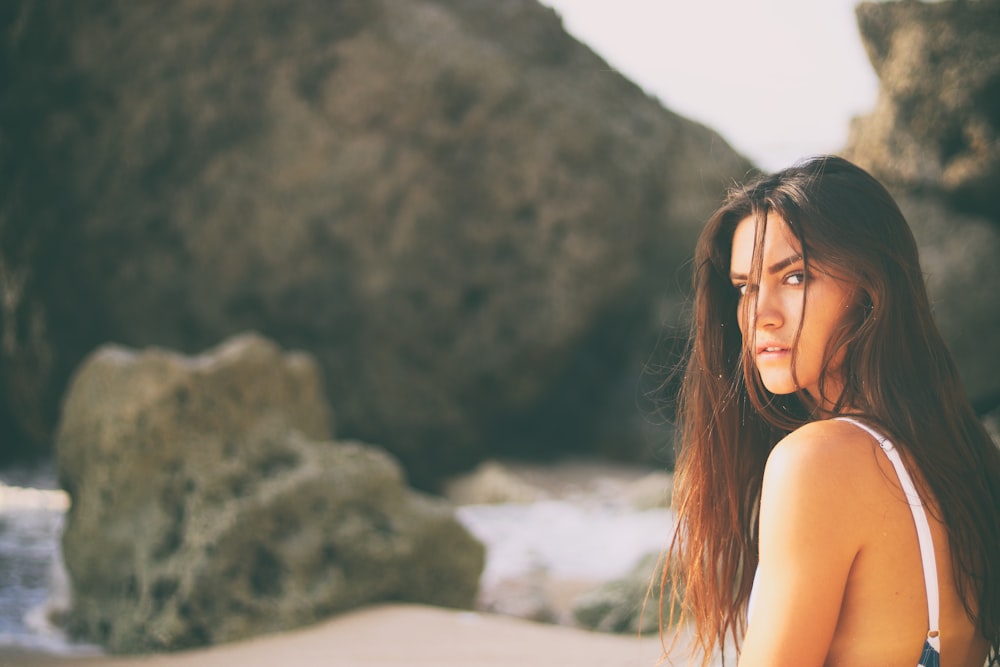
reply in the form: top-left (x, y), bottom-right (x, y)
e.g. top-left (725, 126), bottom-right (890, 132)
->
top-left (0, 603), bottom-right (682, 667)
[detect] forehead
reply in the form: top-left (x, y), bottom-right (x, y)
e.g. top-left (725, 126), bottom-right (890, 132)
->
top-left (730, 212), bottom-right (802, 273)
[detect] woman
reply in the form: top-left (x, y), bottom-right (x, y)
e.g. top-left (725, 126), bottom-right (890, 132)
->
top-left (663, 156), bottom-right (1000, 666)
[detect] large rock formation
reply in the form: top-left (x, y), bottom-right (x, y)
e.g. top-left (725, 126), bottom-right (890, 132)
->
top-left (846, 0), bottom-right (1000, 219)
top-left (845, 0), bottom-right (1000, 410)
top-left (0, 0), bottom-right (751, 483)
top-left (0, 1), bottom-right (95, 462)
top-left (895, 192), bottom-right (1000, 408)
top-left (56, 333), bottom-right (484, 653)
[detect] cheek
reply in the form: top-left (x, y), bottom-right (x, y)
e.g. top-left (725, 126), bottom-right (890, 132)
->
top-left (736, 301), bottom-right (752, 343)
top-left (802, 296), bottom-right (851, 355)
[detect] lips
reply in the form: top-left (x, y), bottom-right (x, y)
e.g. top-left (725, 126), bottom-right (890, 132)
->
top-left (756, 342), bottom-right (790, 356)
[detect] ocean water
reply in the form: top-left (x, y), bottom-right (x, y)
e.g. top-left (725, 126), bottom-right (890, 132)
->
top-left (459, 500), bottom-right (671, 588)
top-left (0, 462), bottom-right (101, 654)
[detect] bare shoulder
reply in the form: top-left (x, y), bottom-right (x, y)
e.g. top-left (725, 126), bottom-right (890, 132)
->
top-left (766, 418), bottom-right (877, 476)
top-left (762, 419), bottom-right (883, 512)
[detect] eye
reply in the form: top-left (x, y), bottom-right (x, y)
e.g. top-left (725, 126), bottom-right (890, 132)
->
top-left (733, 283), bottom-right (748, 296)
top-left (784, 271), bottom-right (805, 286)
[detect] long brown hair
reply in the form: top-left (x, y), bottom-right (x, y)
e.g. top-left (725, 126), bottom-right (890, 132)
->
top-left (662, 155), bottom-right (1000, 665)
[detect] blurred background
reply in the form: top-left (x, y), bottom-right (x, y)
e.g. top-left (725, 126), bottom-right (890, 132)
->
top-left (0, 0), bottom-right (997, 658)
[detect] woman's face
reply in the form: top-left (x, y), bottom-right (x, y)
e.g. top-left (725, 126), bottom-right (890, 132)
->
top-left (729, 212), bottom-right (856, 408)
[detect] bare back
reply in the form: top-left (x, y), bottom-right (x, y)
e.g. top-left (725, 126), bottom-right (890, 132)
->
top-left (740, 419), bottom-right (988, 667)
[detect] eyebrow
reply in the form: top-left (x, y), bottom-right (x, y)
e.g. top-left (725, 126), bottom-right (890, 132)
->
top-left (729, 253), bottom-right (803, 281)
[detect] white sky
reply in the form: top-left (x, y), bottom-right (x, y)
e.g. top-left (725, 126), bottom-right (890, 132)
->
top-left (537, 0), bottom-right (881, 171)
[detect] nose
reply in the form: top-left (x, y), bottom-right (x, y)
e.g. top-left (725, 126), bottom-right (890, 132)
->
top-left (753, 285), bottom-right (783, 330)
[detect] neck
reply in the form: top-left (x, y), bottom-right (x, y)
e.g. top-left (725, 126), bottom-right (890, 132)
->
top-left (802, 379), bottom-right (849, 417)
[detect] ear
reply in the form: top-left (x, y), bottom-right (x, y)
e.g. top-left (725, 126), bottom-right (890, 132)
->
top-left (855, 289), bottom-right (875, 328)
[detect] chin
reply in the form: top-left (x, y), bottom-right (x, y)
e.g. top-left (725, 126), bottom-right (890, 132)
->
top-left (759, 376), bottom-right (799, 395)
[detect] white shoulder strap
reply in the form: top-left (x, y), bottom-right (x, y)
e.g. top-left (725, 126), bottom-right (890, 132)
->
top-left (837, 417), bottom-right (941, 651)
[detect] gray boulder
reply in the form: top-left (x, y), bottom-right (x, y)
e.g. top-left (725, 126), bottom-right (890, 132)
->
top-left (1, 0), bottom-right (749, 482)
top-left (55, 333), bottom-right (484, 653)
top-left (845, 0), bottom-right (1000, 219)
top-left (894, 191), bottom-right (1000, 406)
top-left (572, 552), bottom-right (681, 634)
top-left (841, 0), bottom-right (1000, 409)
